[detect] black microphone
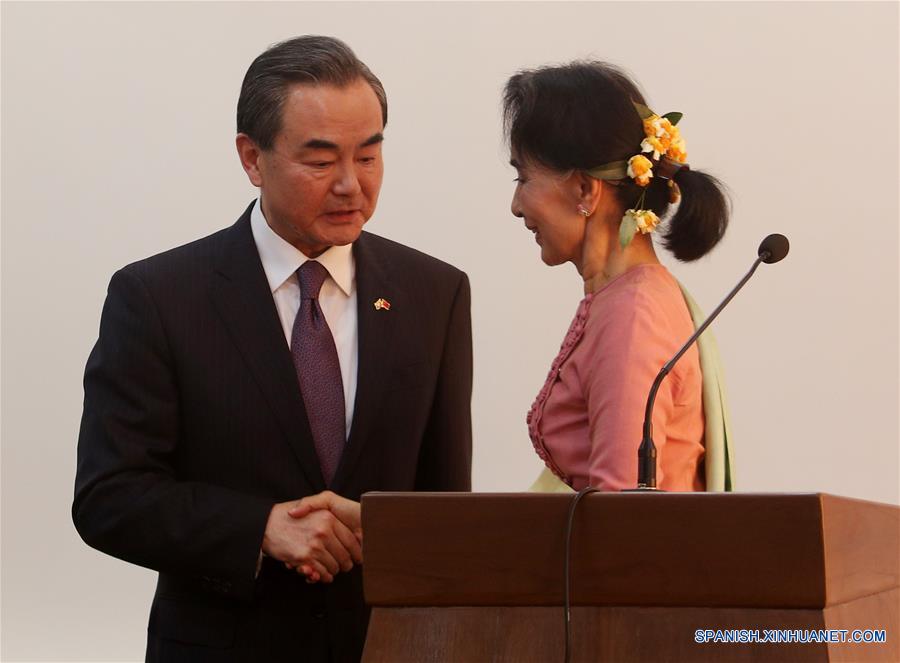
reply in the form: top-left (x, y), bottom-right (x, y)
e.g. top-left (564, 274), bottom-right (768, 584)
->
top-left (635, 234), bottom-right (790, 489)
top-left (758, 233), bottom-right (790, 264)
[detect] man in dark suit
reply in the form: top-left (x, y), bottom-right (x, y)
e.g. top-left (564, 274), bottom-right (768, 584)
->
top-left (73, 35), bottom-right (472, 662)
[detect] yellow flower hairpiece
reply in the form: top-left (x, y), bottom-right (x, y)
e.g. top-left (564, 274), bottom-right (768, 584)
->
top-left (583, 101), bottom-right (689, 249)
top-left (627, 155), bottom-right (654, 187)
top-left (619, 209), bottom-right (660, 249)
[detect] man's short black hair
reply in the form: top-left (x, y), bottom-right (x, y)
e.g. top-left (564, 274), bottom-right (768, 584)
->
top-left (237, 35), bottom-right (387, 150)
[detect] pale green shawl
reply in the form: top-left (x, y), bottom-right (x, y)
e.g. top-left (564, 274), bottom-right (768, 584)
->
top-left (528, 282), bottom-right (735, 493)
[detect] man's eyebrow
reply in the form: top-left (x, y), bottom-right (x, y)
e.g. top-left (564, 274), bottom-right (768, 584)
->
top-left (300, 133), bottom-right (384, 150)
top-left (303, 138), bottom-right (338, 150)
top-left (510, 158), bottom-right (522, 169)
top-left (360, 133), bottom-right (384, 147)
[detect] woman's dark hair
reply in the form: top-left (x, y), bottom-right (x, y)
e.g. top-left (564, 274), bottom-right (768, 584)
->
top-left (502, 60), bottom-right (728, 261)
top-left (237, 35), bottom-right (388, 151)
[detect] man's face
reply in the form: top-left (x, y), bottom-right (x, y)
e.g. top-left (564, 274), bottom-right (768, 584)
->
top-left (238, 79), bottom-right (385, 257)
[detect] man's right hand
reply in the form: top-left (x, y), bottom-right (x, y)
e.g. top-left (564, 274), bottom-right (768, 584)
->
top-left (261, 500), bottom-right (363, 583)
top-left (287, 491), bottom-right (361, 537)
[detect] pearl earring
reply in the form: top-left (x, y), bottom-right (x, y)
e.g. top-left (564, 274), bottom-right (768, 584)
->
top-left (577, 205), bottom-right (590, 217)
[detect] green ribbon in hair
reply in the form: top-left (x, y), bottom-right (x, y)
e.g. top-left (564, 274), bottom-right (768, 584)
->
top-left (585, 162), bottom-right (628, 180)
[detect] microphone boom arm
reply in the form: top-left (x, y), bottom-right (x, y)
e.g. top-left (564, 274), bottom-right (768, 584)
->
top-left (638, 255), bottom-right (765, 488)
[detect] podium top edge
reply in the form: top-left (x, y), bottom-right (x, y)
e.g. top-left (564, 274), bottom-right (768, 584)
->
top-left (360, 492), bottom-right (899, 509)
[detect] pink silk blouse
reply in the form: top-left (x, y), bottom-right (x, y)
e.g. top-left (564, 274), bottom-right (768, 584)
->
top-left (527, 264), bottom-right (705, 492)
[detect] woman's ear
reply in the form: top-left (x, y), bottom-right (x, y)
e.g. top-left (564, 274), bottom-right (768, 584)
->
top-left (574, 171), bottom-right (604, 217)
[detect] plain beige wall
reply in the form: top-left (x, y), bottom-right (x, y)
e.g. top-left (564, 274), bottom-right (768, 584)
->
top-left (2, 1), bottom-right (898, 660)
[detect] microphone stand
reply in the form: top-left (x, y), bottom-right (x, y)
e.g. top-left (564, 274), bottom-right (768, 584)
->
top-left (635, 253), bottom-right (770, 489)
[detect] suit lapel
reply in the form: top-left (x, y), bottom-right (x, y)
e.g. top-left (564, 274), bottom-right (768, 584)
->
top-left (209, 207), bottom-right (327, 492)
top-left (332, 232), bottom-right (402, 491)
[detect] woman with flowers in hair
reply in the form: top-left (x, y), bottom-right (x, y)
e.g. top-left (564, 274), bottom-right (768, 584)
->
top-left (504, 61), bottom-right (733, 492)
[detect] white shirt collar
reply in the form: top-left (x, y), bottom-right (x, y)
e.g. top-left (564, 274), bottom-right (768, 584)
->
top-left (250, 197), bottom-right (354, 296)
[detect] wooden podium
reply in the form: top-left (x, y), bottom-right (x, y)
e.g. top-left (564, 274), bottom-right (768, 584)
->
top-left (360, 493), bottom-right (898, 662)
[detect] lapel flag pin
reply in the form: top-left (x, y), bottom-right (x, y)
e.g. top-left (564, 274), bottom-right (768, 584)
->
top-left (373, 298), bottom-right (391, 311)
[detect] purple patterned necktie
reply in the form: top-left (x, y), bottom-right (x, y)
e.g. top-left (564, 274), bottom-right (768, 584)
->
top-left (291, 261), bottom-right (346, 486)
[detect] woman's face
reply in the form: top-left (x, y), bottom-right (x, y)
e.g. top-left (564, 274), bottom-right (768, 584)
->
top-left (510, 154), bottom-right (585, 266)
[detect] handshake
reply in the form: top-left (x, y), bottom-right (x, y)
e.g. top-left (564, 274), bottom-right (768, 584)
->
top-left (261, 491), bottom-right (362, 584)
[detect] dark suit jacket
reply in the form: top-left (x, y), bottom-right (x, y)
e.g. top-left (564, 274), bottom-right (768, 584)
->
top-left (73, 203), bottom-right (473, 662)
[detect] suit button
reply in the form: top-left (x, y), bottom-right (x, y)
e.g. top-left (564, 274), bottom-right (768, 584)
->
top-left (313, 611), bottom-right (325, 619)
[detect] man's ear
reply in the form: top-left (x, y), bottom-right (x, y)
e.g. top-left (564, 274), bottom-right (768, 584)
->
top-left (236, 134), bottom-right (264, 187)
top-left (574, 171), bottom-right (604, 217)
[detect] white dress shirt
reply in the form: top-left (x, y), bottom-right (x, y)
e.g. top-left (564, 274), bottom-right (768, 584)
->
top-left (250, 198), bottom-right (358, 437)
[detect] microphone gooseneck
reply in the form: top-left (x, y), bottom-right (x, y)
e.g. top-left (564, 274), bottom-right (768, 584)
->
top-left (636, 234), bottom-right (790, 489)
